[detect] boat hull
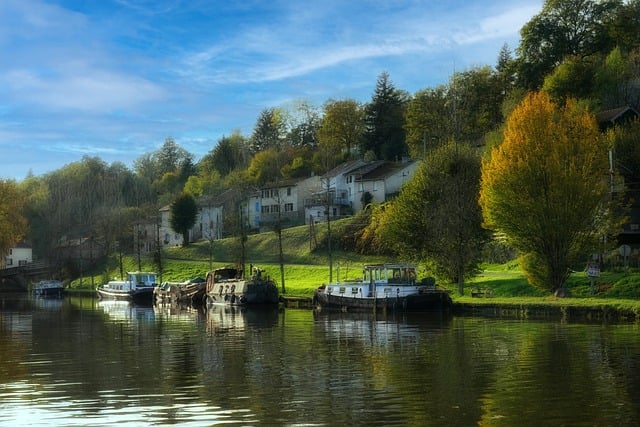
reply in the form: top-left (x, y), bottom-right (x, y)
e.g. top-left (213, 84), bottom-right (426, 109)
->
top-left (33, 280), bottom-right (64, 298)
top-left (313, 289), bottom-right (452, 312)
top-left (154, 281), bottom-right (207, 305)
top-left (96, 286), bottom-right (155, 304)
top-left (206, 282), bottom-right (280, 306)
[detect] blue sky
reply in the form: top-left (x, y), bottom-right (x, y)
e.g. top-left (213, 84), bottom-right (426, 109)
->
top-left (0, 0), bottom-right (542, 180)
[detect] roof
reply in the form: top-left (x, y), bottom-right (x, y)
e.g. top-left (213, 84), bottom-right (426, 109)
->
top-left (596, 106), bottom-right (639, 128)
top-left (323, 159), bottom-right (367, 178)
top-left (340, 160), bottom-right (415, 181)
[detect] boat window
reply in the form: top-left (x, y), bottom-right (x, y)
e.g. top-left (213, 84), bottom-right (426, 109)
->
top-left (351, 287), bottom-right (358, 294)
top-left (339, 287), bottom-right (345, 294)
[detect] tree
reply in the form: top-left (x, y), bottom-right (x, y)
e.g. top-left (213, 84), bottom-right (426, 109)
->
top-left (250, 108), bottom-right (287, 154)
top-left (404, 86), bottom-right (449, 159)
top-left (199, 131), bottom-right (250, 178)
top-left (515, 0), bottom-right (622, 89)
top-left (285, 100), bottom-right (321, 148)
top-left (0, 179), bottom-right (28, 257)
top-left (170, 192), bottom-right (198, 247)
top-left (450, 66), bottom-right (505, 144)
top-left (364, 141), bottom-right (487, 294)
top-left (542, 55), bottom-right (598, 103)
top-left (363, 72), bottom-right (409, 160)
top-left (480, 92), bottom-right (614, 293)
top-left (317, 99), bottom-right (365, 166)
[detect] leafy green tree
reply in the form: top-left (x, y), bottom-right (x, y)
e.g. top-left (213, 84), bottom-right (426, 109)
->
top-left (170, 192), bottom-right (198, 247)
top-left (542, 55), bottom-right (598, 103)
top-left (246, 149), bottom-right (279, 186)
top-left (0, 179), bottom-right (28, 258)
top-left (450, 66), bottom-right (505, 144)
top-left (595, 47), bottom-right (640, 110)
top-left (480, 92), bottom-right (614, 293)
top-left (364, 141), bottom-right (487, 294)
top-left (199, 131), bottom-right (250, 178)
top-left (516, 0), bottom-right (622, 89)
top-left (606, 0), bottom-right (640, 54)
top-left (317, 99), bottom-right (365, 166)
top-left (250, 108), bottom-right (287, 153)
top-left (363, 72), bottom-right (409, 160)
top-left (285, 100), bottom-right (321, 148)
top-left (404, 86), bottom-right (448, 159)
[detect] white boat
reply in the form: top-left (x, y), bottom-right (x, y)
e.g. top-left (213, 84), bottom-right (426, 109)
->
top-left (33, 280), bottom-right (64, 298)
top-left (96, 272), bottom-right (158, 304)
top-left (313, 263), bottom-right (452, 312)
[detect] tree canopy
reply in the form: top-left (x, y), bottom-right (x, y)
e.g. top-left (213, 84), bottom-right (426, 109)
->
top-left (170, 192), bottom-right (198, 247)
top-left (0, 179), bottom-right (28, 257)
top-left (480, 91), bottom-right (614, 292)
top-left (362, 141), bottom-right (487, 294)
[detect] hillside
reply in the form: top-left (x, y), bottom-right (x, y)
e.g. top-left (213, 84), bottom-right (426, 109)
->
top-left (70, 215), bottom-right (640, 303)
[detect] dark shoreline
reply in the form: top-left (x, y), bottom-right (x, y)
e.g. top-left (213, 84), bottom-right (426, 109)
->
top-left (282, 296), bottom-right (639, 322)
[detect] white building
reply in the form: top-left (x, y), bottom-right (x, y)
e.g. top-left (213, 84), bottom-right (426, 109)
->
top-left (2, 241), bottom-right (32, 269)
top-left (247, 176), bottom-right (322, 230)
top-left (305, 159), bottom-right (417, 223)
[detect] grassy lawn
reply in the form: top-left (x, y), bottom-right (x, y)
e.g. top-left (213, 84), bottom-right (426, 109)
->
top-left (68, 220), bottom-right (640, 310)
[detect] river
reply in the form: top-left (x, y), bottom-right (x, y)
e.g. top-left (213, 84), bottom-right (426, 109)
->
top-left (1, 294), bottom-right (639, 426)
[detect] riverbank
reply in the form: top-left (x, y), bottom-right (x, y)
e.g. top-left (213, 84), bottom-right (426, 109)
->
top-left (280, 295), bottom-right (640, 322)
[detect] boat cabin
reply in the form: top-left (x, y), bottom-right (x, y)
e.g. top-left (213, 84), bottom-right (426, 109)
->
top-left (104, 272), bottom-right (158, 291)
top-left (325, 264), bottom-right (426, 299)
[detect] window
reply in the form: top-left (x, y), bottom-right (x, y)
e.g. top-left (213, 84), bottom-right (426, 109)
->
top-left (261, 206), bottom-right (270, 214)
top-left (255, 202), bottom-right (259, 212)
top-left (271, 205), bottom-right (280, 213)
top-left (285, 203), bottom-right (293, 212)
top-left (287, 187), bottom-right (292, 196)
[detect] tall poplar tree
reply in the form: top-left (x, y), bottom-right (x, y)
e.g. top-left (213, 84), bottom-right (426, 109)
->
top-left (480, 92), bottom-right (616, 293)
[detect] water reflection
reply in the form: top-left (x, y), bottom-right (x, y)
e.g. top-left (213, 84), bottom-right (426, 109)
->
top-left (0, 295), bottom-right (639, 426)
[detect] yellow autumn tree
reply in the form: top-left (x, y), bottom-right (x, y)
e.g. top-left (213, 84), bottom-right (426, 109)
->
top-left (0, 179), bottom-right (28, 258)
top-left (480, 92), bottom-right (613, 293)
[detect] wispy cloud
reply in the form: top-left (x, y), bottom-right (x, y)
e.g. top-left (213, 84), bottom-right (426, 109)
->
top-left (0, 0), bottom-right (543, 179)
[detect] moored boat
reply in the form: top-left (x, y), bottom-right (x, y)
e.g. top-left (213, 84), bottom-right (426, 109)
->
top-left (33, 279), bottom-right (64, 298)
top-left (313, 263), bottom-right (452, 312)
top-left (153, 277), bottom-right (207, 306)
top-left (204, 266), bottom-right (279, 306)
top-left (96, 271), bottom-right (158, 304)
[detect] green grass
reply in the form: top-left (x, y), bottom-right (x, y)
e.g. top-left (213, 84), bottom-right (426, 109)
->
top-left (68, 219), bottom-right (640, 306)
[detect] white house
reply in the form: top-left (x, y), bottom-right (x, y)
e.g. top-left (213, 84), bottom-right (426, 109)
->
top-left (2, 241), bottom-right (32, 269)
top-left (305, 159), bottom-right (417, 223)
top-left (247, 175), bottom-right (322, 230)
top-left (347, 159), bottom-right (417, 211)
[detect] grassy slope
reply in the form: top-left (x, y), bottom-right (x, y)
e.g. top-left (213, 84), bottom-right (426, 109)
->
top-left (72, 219), bottom-right (640, 309)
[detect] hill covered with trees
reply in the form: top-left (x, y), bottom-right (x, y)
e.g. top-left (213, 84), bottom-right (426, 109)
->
top-left (2, 0), bottom-right (639, 294)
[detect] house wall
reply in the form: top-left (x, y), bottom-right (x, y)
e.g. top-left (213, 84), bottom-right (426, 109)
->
top-left (2, 246), bottom-right (32, 268)
top-left (248, 176), bottom-right (321, 229)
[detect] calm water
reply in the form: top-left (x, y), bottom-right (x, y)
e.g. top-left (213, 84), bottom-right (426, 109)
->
top-left (1, 295), bottom-right (639, 426)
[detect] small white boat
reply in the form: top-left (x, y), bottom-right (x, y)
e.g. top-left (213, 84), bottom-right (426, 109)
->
top-left (313, 263), bottom-right (452, 312)
top-left (96, 272), bottom-right (158, 304)
top-left (33, 280), bottom-right (64, 298)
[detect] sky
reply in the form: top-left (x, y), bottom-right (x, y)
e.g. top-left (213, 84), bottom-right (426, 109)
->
top-left (0, 0), bottom-right (543, 181)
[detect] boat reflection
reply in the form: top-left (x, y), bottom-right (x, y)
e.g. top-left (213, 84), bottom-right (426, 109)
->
top-left (97, 300), bottom-right (155, 322)
top-left (313, 309), bottom-right (452, 346)
top-left (205, 304), bottom-right (280, 335)
top-left (153, 302), bottom-right (206, 322)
